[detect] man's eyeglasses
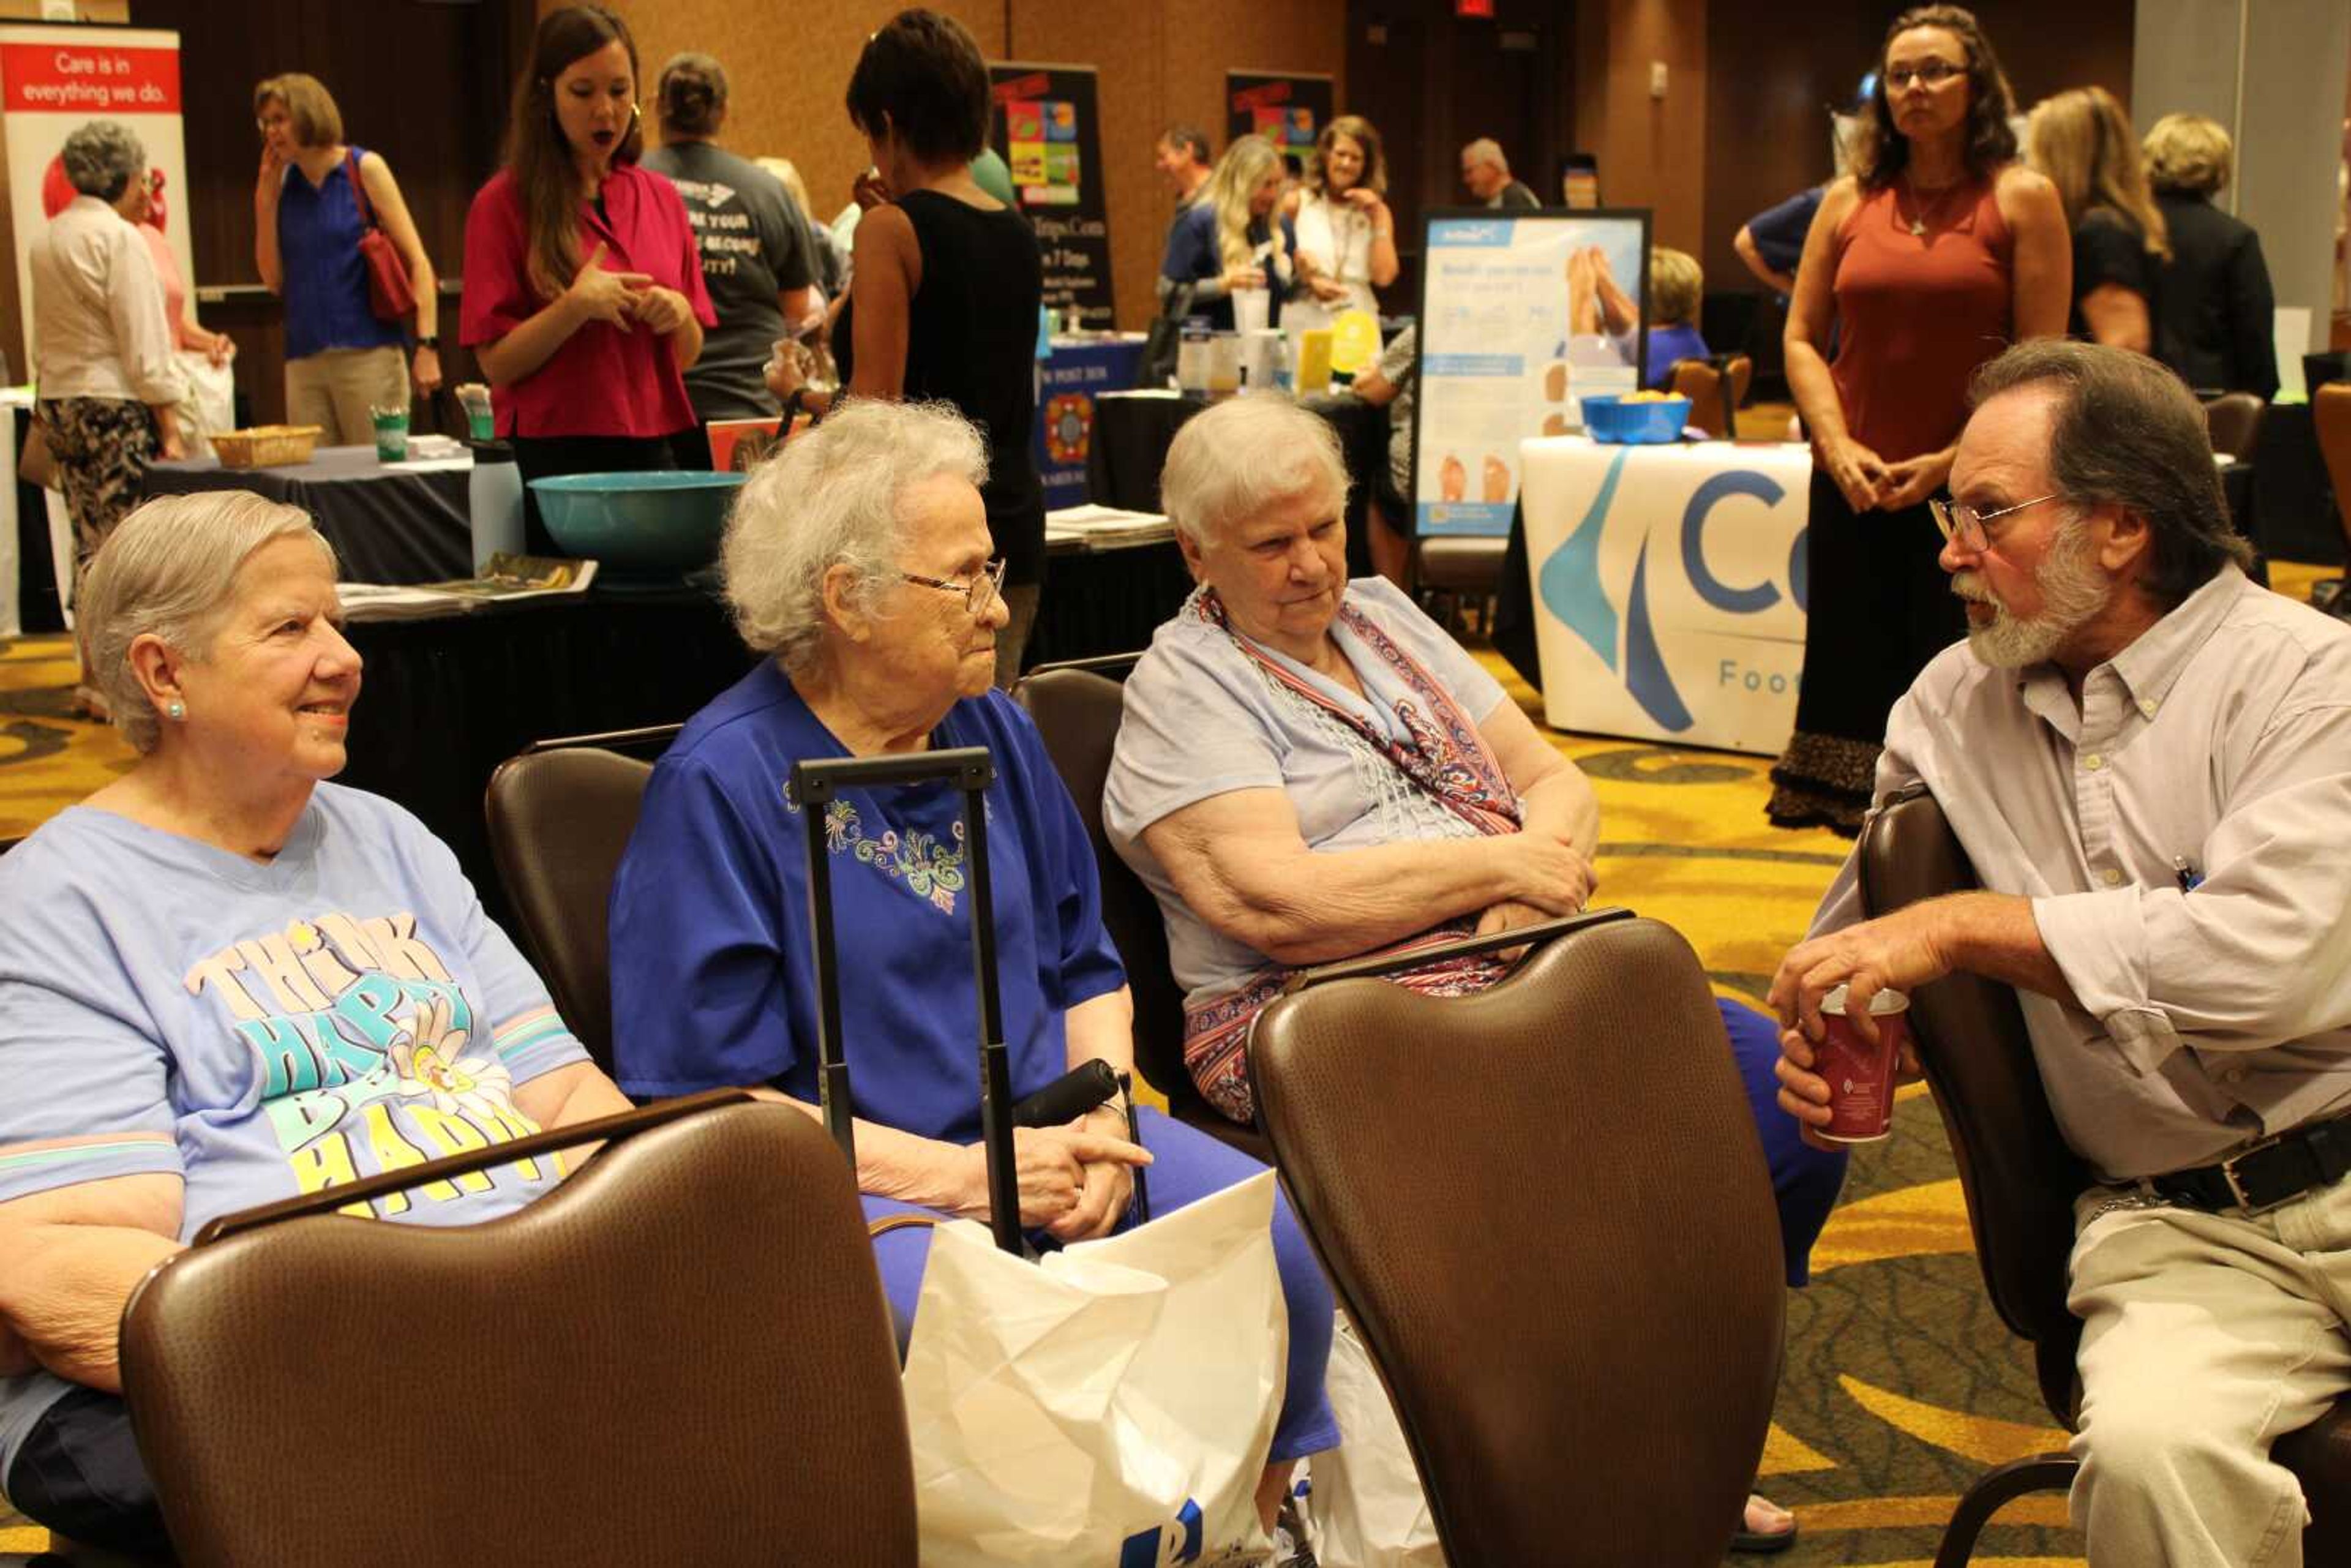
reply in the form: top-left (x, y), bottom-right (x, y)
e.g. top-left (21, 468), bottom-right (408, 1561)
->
top-left (1929, 493), bottom-right (2060, 553)
top-left (1884, 61), bottom-right (1966, 89)
top-left (902, 557), bottom-right (1007, 618)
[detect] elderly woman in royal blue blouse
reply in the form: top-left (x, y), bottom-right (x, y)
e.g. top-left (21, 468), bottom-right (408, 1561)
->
top-left (0, 492), bottom-right (632, 1556)
top-left (1101, 394), bottom-right (1850, 1552)
top-left (606, 399), bottom-right (1338, 1532)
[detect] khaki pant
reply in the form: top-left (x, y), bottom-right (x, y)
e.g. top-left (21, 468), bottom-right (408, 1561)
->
top-left (2068, 1174), bottom-right (2351, 1567)
top-left (283, 343), bottom-right (407, 448)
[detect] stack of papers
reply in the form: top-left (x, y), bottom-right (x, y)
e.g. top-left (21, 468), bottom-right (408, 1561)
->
top-left (337, 555), bottom-right (598, 621)
top-left (1045, 503), bottom-right (1174, 550)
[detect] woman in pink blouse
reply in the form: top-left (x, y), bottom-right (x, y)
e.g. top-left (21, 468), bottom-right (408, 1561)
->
top-left (460, 4), bottom-right (713, 550)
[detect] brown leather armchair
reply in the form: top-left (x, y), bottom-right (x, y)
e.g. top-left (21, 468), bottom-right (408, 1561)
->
top-left (1013, 660), bottom-right (1271, 1161)
top-left (484, 725), bottom-right (679, 1075)
top-left (119, 1092), bottom-right (917, 1568)
top-left (1247, 910), bottom-right (1785, 1566)
top-left (1857, 785), bottom-right (2351, 1566)
top-left (1668, 353), bottom-right (1753, 440)
top-left (2201, 390), bottom-right (2265, 465)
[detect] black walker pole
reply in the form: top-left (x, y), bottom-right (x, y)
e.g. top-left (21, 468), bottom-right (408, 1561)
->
top-left (789, 748), bottom-right (1023, 1253)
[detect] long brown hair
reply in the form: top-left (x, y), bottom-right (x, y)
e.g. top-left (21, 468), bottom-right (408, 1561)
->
top-left (1850, 4), bottom-right (2019, 193)
top-left (1307, 114), bottom-right (1387, 198)
top-left (2030, 86), bottom-right (2171, 260)
top-left (505, 5), bottom-right (642, 302)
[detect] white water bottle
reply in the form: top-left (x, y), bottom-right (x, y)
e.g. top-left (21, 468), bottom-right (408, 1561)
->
top-left (468, 440), bottom-right (524, 572)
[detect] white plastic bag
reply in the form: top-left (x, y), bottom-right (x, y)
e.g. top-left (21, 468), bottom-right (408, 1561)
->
top-left (901, 1169), bottom-right (1286, 1567)
top-left (1300, 1313), bottom-right (1447, 1567)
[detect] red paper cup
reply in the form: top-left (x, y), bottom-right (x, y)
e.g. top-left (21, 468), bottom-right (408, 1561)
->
top-left (1813, 983), bottom-right (1910, 1144)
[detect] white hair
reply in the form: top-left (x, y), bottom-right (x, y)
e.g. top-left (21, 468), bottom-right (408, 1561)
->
top-left (722, 398), bottom-right (988, 671)
top-left (1461, 137), bottom-right (1507, 171)
top-left (1159, 396), bottom-right (1348, 547)
top-left (77, 492), bottom-right (336, 754)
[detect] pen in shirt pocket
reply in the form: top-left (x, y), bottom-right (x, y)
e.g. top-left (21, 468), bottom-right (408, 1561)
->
top-left (2173, 856), bottom-right (2203, 893)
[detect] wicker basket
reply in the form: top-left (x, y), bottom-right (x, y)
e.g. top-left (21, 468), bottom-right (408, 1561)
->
top-left (210, 425), bottom-right (323, 469)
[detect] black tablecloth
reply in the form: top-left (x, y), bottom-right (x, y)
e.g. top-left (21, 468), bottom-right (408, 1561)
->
top-left (2251, 403), bottom-right (2342, 566)
top-left (1089, 391), bottom-right (1390, 580)
top-left (1027, 539), bottom-right (1194, 667)
top-left (342, 589), bottom-right (753, 931)
top-left (143, 445), bottom-right (472, 585)
top-left (12, 406), bottom-right (62, 633)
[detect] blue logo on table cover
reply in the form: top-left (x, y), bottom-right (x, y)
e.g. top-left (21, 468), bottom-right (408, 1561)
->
top-left (1119, 1498), bottom-right (1204, 1567)
top-left (1538, 453), bottom-right (1804, 731)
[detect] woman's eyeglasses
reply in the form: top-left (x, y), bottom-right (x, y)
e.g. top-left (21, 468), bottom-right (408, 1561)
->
top-left (1884, 61), bottom-right (1965, 89)
top-left (901, 557), bottom-right (1007, 618)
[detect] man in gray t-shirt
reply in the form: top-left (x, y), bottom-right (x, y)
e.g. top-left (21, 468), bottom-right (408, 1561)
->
top-left (642, 139), bottom-right (816, 422)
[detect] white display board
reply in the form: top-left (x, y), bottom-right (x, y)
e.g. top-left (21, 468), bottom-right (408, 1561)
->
top-left (1412, 208), bottom-right (1649, 537)
top-left (0, 24), bottom-right (189, 372)
top-left (1520, 435), bottom-right (1812, 756)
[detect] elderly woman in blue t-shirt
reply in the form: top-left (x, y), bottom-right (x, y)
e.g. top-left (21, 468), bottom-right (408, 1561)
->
top-left (606, 399), bottom-right (1338, 1534)
top-left (0, 492), bottom-right (633, 1555)
top-left (1101, 394), bottom-right (1843, 1553)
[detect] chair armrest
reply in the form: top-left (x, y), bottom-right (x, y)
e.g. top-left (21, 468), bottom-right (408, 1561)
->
top-left (1282, 907), bottom-right (1635, 993)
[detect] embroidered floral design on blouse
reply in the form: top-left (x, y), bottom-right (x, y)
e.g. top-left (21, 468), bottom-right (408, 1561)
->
top-left (822, 800), bottom-right (967, 915)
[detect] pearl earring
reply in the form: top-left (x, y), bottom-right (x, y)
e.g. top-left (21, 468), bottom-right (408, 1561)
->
top-left (166, 699), bottom-right (186, 721)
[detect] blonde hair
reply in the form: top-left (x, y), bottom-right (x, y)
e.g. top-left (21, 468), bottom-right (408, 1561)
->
top-left (78, 493), bottom-right (336, 755)
top-left (756, 156), bottom-right (815, 220)
top-left (1649, 247), bottom-right (1703, 326)
top-left (1204, 135), bottom-right (1288, 273)
top-left (252, 73), bottom-right (344, 149)
top-left (2142, 111), bottom-right (2232, 198)
top-left (2028, 86), bottom-right (2170, 260)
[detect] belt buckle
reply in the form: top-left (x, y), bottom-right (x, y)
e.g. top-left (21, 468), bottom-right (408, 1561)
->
top-left (2220, 1133), bottom-right (2288, 1215)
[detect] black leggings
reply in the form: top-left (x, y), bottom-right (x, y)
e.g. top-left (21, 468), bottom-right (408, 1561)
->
top-left (6, 1386), bottom-right (171, 1559)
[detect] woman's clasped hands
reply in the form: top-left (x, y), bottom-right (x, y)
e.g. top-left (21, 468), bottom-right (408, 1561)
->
top-left (564, 239), bottom-right (691, 333)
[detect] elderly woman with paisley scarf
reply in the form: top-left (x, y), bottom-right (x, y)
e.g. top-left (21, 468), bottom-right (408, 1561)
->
top-left (1103, 394), bottom-right (1844, 1553)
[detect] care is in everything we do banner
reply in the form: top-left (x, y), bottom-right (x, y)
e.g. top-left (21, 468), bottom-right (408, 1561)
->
top-left (0, 25), bottom-right (189, 371)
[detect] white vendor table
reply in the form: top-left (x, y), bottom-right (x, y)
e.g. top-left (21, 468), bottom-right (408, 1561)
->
top-left (1518, 435), bottom-right (1813, 756)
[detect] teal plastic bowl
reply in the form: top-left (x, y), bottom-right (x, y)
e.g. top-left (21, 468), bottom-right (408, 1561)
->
top-left (527, 471), bottom-right (746, 580)
top-left (1581, 394), bottom-right (1692, 444)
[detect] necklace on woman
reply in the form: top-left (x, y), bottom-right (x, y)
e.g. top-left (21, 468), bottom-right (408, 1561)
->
top-left (1900, 174), bottom-right (1964, 238)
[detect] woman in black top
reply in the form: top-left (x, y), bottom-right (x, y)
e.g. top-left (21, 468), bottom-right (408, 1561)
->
top-left (2026, 86), bottom-right (2169, 353)
top-left (765, 8), bottom-right (1046, 683)
top-left (2143, 112), bottom-right (2279, 399)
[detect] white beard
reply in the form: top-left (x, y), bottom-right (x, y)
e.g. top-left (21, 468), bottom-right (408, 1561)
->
top-left (1952, 519), bottom-right (2110, 669)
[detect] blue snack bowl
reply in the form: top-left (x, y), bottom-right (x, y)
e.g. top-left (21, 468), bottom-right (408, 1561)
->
top-left (527, 471), bottom-right (747, 581)
top-left (1580, 393), bottom-right (1691, 445)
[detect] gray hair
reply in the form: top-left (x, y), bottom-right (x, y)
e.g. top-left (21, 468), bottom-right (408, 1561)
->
top-left (78, 492), bottom-right (336, 754)
top-left (722, 399), bottom-right (988, 672)
top-left (1968, 339), bottom-right (2254, 607)
top-left (61, 120), bottom-right (145, 202)
top-left (1160, 396), bottom-right (1349, 547)
top-left (1461, 137), bottom-right (1506, 171)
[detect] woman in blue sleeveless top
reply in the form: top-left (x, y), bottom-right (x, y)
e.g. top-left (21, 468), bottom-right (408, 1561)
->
top-left (252, 73), bottom-right (441, 446)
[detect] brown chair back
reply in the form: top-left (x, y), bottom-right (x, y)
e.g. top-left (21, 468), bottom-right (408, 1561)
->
top-left (1249, 916), bottom-right (1783, 1566)
top-left (2317, 384), bottom-right (2351, 554)
top-left (2201, 391), bottom-right (2265, 465)
top-left (1668, 354), bottom-right (1752, 438)
top-left (1857, 786), bottom-right (2090, 1415)
top-left (121, 1095), bottom-right (917, 1568)
top-left (1012, 666), bottom-right (1265, 1153)
top-left (485, 741), bottom-right (662, 1074)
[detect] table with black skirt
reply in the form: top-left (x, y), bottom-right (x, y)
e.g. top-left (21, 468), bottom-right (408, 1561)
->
top-left (1088, 390), bottom-right (1391, 582)
top-left (143, 445), bottom-right (472, 585)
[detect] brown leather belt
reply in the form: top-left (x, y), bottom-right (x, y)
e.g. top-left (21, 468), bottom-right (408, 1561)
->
top-left (2151, 1114), bottom-right (2351, 1215)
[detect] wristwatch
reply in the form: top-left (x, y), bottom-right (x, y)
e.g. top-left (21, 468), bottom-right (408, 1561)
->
top-left (415, 334), bottom-right (440, 350)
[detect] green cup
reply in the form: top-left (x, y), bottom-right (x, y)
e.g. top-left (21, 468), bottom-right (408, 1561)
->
top-left (466, 407), bottom-right (493, 441)
top-left (371, 405), bottom-right (408, 462)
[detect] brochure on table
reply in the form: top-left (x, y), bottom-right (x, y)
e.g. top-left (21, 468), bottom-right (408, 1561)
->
top-left (1412, 208), bottom-right (1651, 537)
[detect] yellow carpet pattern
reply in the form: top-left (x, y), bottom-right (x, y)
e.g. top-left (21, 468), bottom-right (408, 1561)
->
top-left (3, 564), bottom-right (2338, 1558)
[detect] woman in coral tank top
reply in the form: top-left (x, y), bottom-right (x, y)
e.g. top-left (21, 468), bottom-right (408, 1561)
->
top-left (1766, 4), bottom-right (2071, 834)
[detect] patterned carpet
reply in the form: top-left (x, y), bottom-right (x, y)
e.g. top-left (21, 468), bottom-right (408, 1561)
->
top-left (0, 561), bottom-right (2335, 1559)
